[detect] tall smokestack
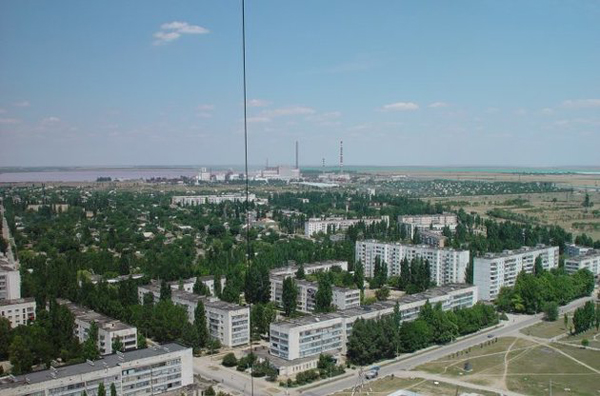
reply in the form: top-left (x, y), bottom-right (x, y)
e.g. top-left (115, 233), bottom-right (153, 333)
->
top-left (295, 141), bottom-right (299, 170)
top-left (339, 140), bottom-right (343, 174)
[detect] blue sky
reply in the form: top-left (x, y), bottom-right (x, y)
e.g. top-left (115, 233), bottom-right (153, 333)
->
top-left (1, 0), bottom-right (599, 167)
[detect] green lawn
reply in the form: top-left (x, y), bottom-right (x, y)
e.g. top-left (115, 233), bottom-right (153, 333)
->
top-left (520, 318), bottom-right (570, 339)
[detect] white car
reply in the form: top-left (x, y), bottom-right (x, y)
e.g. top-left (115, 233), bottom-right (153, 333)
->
top-left (365, 370), bottom-right (379, 380)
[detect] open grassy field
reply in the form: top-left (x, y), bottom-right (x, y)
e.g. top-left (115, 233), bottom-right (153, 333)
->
top-left (431, 190), bottom-right (600, 240)
top-left (416, 336), bottom-right (600, 396)
top-left (520, 316), bottom-right (571, 339)
top-left (333, 375), bottom-right (500, 396)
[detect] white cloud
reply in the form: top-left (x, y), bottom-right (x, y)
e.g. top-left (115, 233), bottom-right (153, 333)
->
top-left (153, 21), bottom-right (209, 45)
top-left (262, 106), bottom-right (316, 117)
top-left (0, 118), bottom-right (20, 125)
top-left (428, 102), bottom-right (449, 108)
top-left (381, 102), bottom-right (419, 112)
top-left (248, 99), bottom-right (270, 107)
top-left (14, 101), bottom-right (30, 107)
top-left (561, 99), bottom-right (600, 109)
top-left (41, 116), bottom-right (61, 125)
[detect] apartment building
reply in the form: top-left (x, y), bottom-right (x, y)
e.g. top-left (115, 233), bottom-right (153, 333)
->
top-left (565, 243), bottom-right (593, 257)
top-left (0, 263), bottom-right (21, 300)
top-left (57, 299), bottom-right (138, 355)
top-left (565, 250), bottom-right (600, 276)
top-left (398, 213), bottom-right (458, 238)
top-left (355, 240), bottom-right (469, 285)
top-left (168, 276), bottom-right (225, 296)
top-left (138, 284), bottom-right (250, 347)
top-left (0, 343), bottom-right (193, 396)
top-left (473, 245), bottom-right (559, 300)
top-left (419, 229), bottom-right (448, 248)
top-left (269, 284), bottom-right (478, 362)
top-left (270, 275), bottom-right (360, 313)
top-left (171, 194), bottom-right (256, 206)
top-left (0, 297), bottom-right (36, 328)
top-left (270, 260), bottom-right (348, 277)
top-left (304, 216), bottom-right (390, 237)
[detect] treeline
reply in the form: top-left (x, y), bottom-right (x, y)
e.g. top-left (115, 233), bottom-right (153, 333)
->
top-left (347, 301), bottom-right (498, 365)
top-left (572, 301), bottom-right (600, 334)
top-left (496, 269), bottom-right (595, 314)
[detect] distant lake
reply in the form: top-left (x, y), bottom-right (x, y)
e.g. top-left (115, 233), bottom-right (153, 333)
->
top-left (0, 168), bottom-right (200, 183)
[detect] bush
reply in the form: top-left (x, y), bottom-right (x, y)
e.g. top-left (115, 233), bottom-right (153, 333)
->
top-left (543, 301), bottom-right (559, 321)
top-left (222, 353), bottom-right (238, 367)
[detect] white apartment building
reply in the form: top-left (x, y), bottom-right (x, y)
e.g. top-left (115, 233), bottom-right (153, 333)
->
top-left (473, 245), bottom-right (559, 300)
top-left (398, 213), bottom-right (458, 238)
top-left (565, 250), bottom-right (600, 276)
top-left (270, 275), bottom-right (360, 313)
top-left (270, 260), bottom-right (348, 277)
top-left (0, 263), bottom-right (21, 300)
top-left (565, 244), bottom-right (593, 257)
top-left (304, 216), bottom-right (390, 237)
top-left (355, 240), bottom-right (469, 285)
top-left (0, 297), bottom-right (36, 328)
top-left (171, 194), bottom-right (256, 206)
top-left (168, 276), bottom-right (225, 296)
top-left (419, 229), bottom-right (448, 248)
top-left (0, 343), bottom-right (193, 396)
top-left (138, 284), bottom-right (250, 347)
top-left (270, 284), bottom-right (478, 362)
top-left (57, 299), bottom-right (138, 355)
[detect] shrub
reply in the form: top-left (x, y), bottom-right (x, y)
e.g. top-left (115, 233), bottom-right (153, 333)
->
top-left (222, 353), bottom-right (238, 367)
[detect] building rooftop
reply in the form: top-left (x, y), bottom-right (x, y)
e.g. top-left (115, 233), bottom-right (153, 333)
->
top-left (0, 343), bottom-right (188, 390)
top-left (360, 240), bottom-right (467, 253)
top-left (480, 244), bottom-right (557, 259)
top-left (565, 249), bottom-right (600, 262)
top-left (0, 297), bottom-right (35, 307)
top-left (56, 299), bottom-right (135, 332)
top-left (205, 299), bottom-right (249, 312)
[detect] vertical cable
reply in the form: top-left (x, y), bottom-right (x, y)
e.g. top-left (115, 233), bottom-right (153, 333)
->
top-left (241, 1), bottom-right (254, 395)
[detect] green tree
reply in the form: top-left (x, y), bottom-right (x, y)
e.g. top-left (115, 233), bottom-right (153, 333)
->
top-left (194, 300), bottom-right (210, 348)
top-left (110, 383), bottom-right (117, 396)
top-left (137, 332), bottom-right (147, 349)
top-left (193, 278), bottom-right (211, 296)
top-left (222, 352), bottom-right (238, 367)
top-left (412, 228), bottom-right (421, 244)
top-left (582, 338), bottom-right (589, 348)
top-left (315, 276), bottom-right (333, 313)
top-left (543, 301), bottom-right (559, 321)
top-left (97, 383), bottom-right (106, 396)
top-left (0, 317), bottom-right (11, 360)
top-left (159, 279), bottom-right (171, 301)
top-left (111, 336), bottom-right (123, 353)
top-left (564, 313), bottom-right (569, 329)
top-left (9, 335), bottom-right (33, 375)
top-left (244, 262), bottom-right (271, 304)
top-left (353, 260), bottom-right (364, 290)
top-left (296, 264), bottom-right (305, 280)
top-left (82, 321), bottom-right (100, 361)
top-left (375, 286), bottom-right (390, 301)
top-left (282, 277), bottom-right (298, 317)
top-left (213, 274), bottom-right (222, 298)
top-left (534, 256), bottom-right (544, 276)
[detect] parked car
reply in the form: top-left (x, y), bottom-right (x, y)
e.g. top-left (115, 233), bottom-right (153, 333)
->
top-left (365, 370), bottom-right (379, 380)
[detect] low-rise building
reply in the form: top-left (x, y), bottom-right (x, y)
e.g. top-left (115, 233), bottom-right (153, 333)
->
top-left (269, 284), bottom-right (478, 362)
top-left (138, 284), bottom-right (250, 347)
top-left (355, 240), bottom-right (469, 285)
top-left (419, 229), bottom-right (447, 248)
top-left (304, 216), bottom-right (390, 237)
top-left (270, 260), bottom-right (348, 277)
top-left (168, 276), bottom-right (225, 296)
top-left (57, 299), bottom-right (138, 355)
top-left (565, 243), bottom-right (593, 257)
top-left (270, 275), bottom-right (360, 312)
top-left (565, 250), bottom-right (600, 276)
top-left (171, 194), bottom-right (256, 206)
top-left (473, 245), bottom-right (559, 300)
top-left (398, 213), bottom-right (458, 238)
top-left (0, 343), bottom-right (193, 396)
top-left (0, 297), bottom-right (36, 328)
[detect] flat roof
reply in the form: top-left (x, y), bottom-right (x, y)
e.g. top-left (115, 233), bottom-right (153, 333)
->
top-left (0, 343), bottom-right (188, 389)
top-left (270, 275), bottom-right (357, 293)
top-left (565, 250), bottom-right (600, 262)
top-left (56, 299), bottom-right (135, 332)
top-left (0, 297), bottom-right (35, 307)
top-left (359, 240), bottom-right (468, 253)
top-left (480, 244), bottom-right (557, 259)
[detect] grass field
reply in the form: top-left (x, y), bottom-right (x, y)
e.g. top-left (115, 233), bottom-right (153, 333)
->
top-left (520, 317), bottom-right (570, 339)
top-left (333, 375), bottom-right (500, 396)
top-left (416, 336), bottom-right (600, 396)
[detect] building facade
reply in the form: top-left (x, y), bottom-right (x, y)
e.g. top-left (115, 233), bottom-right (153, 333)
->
top-left (304, 216), bottom-right (390, 237)
top-left (398, 213), bottom-right (458, 238)
top-left (565, 250), bottom-right (600, 276)
top-left (473, 245), bottom-right (559, 300)
top-left (0, 297), bottom-right (36, 328)
top-left (0, 263), bottom-right (21, 300)
top-left (355, 240), bottom-right (469, 285)
top-left (171, 194), bottom-right (256, 206)
top-left (0, 343), bottom-right (193, 396)
top-left (269, 284), bottom-right (478, 362)
top-left (269, 260), bottom-right (348, 277)
top-left (57, 299), bottom-right (138, 355)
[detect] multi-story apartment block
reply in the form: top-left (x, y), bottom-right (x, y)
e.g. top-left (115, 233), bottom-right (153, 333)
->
top-left (0, 297), bottom-right (36, 328)
top-left (0, 343), bottom-right (193, 396)
top-left (270, 260), bottom-right (348, 277)
top-left (473, 245), bottom-right (559, 300)
top-left (565, 243), bottom-right (593, 257)
top-left (269, 284), bottom-right (478, 362)
top-left (398, 213), bottom-right (458, 238)
top-left (57, 299), bottom-right (138, 355)
top-left (355, 240), bottom-right (469, 285)
top-left (565, 250), bottom-right (600, 276)
top-left (270, 275), bottom-right (360, 313)
top-left (0, 263), bottom-right (21, 300)
top-left (419, 229), bottom-right (448, 248)
top-left (171, 194), bottom-right (256, 206)
top-left (304, 216), bottom-right (390, 237)
top-left (138, 284), bottom-right (250, 347)
top-left (168, 276), bottom-right (225, 296)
